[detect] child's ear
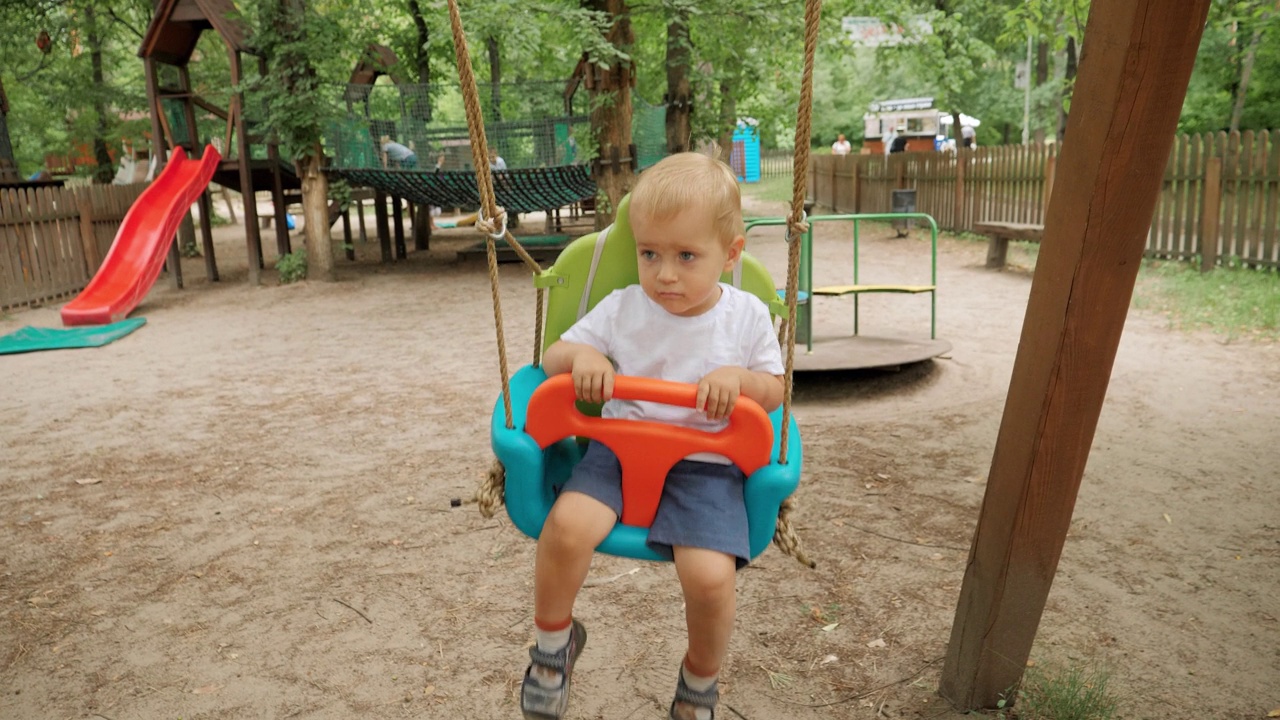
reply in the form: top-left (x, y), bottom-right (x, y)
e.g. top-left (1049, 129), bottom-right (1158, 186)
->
top-left (724, 235), bottom-right (746, 269)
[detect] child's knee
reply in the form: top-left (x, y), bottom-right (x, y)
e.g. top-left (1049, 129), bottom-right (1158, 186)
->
top-left (678, 556), bottom-right (736, 606)
top-left (543, 493), bottom-right (613, 548)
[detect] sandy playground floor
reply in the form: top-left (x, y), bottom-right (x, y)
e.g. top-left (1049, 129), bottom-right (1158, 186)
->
top-left (2, 194), bottom-right (1278, 720)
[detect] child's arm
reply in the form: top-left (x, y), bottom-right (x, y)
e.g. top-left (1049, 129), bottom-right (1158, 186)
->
top-left (697, 367), bottom-right (785, 420)
top-left (543, 340), bottom-right (615, 404)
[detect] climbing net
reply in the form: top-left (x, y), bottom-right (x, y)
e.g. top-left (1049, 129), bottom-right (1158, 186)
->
top-left (325, 80), bottom-right (666, 173)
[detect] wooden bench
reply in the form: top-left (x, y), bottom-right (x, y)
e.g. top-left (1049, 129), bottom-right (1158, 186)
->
top-left (974, 221), bottom-right (1044, 269)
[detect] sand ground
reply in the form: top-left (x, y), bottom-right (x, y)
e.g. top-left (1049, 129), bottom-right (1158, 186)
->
top-left (2, 194), bottom-right (1277, 719)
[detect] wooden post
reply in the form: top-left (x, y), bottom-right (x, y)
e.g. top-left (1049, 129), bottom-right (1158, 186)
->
top-left (75, 189), bottom-right (98, 278)
top-left (342, 207), bottom-right (354, 261)
top-left (1200, 155), bottom-right (1222, 272)
top-left (230, 50), bottom-right (262, 284)
top-left (198, 190), bottom-right (218, 281)
top-left (392, 195), bottom-right (406, 260)
top-left (374, 189), bottom-right (392, 263)
top-left (259, 57), bottom-right (291, 259)
top-left (954, 151), bottom-right (967, 231)
top-left (938, 0), bottom-right (1212, 710)
top-left (853, 156), bottom-right (863, 214)
top-left (828, 157), bottom-right (837, 211)
top-left (1041, 153), bottom-right (1056, 224)
top-left (356, 198), bottom-right (368, 243)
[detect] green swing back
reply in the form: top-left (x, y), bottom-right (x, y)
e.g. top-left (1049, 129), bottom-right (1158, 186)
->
top-left (541, 195), bottom-right (786, 352)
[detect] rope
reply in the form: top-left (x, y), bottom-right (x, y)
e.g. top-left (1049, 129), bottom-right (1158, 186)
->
top-left (533, 288), bottom-right (546, 366)
top-left (446, 0), bottom-right (545, 437)
top-left (780, 0), bottom-right (821, 465)
top-left (774, 497), bottom-right (817, 568)
top-left (771, 0), bottom-right (822, 569)
top-left (447, 0), bottom-right (515, 430)
top-left (477, 459), bottom-right (505, 518)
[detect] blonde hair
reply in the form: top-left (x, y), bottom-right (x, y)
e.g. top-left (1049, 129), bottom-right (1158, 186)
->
top-left (629, 152), bottom-right (743, 244)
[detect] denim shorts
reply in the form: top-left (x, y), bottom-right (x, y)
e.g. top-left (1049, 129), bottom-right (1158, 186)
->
top-left (560, 440), bottom-right (751, 568)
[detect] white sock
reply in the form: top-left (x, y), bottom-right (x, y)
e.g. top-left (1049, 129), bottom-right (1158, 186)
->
top-left (536, 624), bottom-right (572, 654)
top-left (680, 663), bottom-right (718, 720)
top-left (531, 623), bottom-right (572, 689)
top-left (681, 663), bottom-right (717, 693)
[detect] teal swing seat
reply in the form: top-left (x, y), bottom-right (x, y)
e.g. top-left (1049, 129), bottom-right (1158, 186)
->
top-left (490, 196), bottom-right (803, 562)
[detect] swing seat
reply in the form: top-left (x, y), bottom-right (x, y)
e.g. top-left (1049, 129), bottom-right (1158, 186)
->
top-left (490, 196), bottom-right (803, 562)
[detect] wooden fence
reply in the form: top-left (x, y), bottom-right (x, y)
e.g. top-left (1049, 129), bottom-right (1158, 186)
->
top-left (808, 130), bottom-right (1279, 269)
top-left (759, 149), bottom-right (795, 180)
top-left (0, 182), bottom-right (148, 311)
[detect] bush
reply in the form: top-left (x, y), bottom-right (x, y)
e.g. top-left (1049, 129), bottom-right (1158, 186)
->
top-left (276, 249), bottom-right (307, 284)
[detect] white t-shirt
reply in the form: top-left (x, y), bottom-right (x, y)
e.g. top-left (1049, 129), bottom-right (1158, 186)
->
top-left (560, 283), bottom-right (784, 447)
top-left (832, 139), bottom-right (852, 155)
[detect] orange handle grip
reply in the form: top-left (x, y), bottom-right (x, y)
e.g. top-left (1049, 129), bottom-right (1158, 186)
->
top-left (526, 374), bottom-right (773, 527)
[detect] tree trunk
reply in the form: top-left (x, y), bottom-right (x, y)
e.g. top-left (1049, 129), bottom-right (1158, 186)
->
top-left (1034, 38), bottom-right (1050, 144)
top-left (716, 75), bottom-right (737, 163)
top-left (300, 150), bottom-right (334, 281)
top-left (1230, 25), bottom-right (1265, 132)
top-left (86, 7), bottom-right (114, 184)
top-left (488, 36), bottom-right (502, 123)
top-left (1057, 35), bottom-right (1077, 141)
top-left (408, 0), bottom-right (432, 120)
top-left (664, 7), bottom-right (692, 153)
top-left (275, 0), bottom-right (334, 280)
top-left (586, 0), bottom-right (635, 229)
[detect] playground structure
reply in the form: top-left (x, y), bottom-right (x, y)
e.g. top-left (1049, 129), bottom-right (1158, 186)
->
top-left (61, 146), bottom-right (220, 326)
top-left (744, 212), bottom-right (950, 372)
top-left (326, 77), bottom-right (667, 222)
top-left (139, 0), bottom-right (297, 287)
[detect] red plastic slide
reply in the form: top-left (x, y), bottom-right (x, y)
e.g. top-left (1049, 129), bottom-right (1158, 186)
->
top-left (61, 145), bottom-right (221, 326)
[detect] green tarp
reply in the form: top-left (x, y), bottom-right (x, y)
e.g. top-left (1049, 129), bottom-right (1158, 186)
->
top-left (0, 318), bottom-right (146, 355)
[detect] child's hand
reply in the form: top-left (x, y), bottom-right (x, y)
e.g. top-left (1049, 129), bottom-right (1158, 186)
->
top-left (697, 368), bottom-right (743, 421)
top-left (571, 351), bottom-right (614, 404)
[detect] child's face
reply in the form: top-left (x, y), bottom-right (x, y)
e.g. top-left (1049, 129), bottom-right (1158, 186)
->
top-left (632, 204), bottom-right (744, 317)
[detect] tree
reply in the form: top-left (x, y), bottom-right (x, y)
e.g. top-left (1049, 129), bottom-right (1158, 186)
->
top-left (663, 0), bottom-right (693, 152)
top-left (582, 0), bottom-right (635, 228)
top-left (242, 0), bottom-right (345, 281)
top-left (1227, 0), bottom-right (1279, 131)
top-left (0, 0), bottom-right (154, 179)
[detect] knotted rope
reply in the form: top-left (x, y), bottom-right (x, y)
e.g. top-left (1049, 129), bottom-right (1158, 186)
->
top-left (447, 0), bottom-right (545, 517)
top-left (764, 0), bottom-right (823, 568)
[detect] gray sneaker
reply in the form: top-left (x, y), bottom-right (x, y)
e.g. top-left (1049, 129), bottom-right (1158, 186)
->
top-left (520, 620), bottom-right (587, 720)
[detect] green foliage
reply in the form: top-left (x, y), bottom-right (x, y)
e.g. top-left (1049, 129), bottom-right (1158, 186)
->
top-left (239, 0), bottom-right (346, 163)
top-left (0, 0), bottom-right (153, 176)
top-left (1134, 259), bottom-right (1280, 340)
top-left (1181, 0), bottom-right (1280, 133)
top-left (0, 0), bottom-right (1272, 191)
top-left (276, 249), bottom-right (308, 284)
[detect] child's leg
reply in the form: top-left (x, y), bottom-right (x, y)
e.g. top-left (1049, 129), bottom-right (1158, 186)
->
top-left (523, 490), bottom-right (615, 718)
top-left (673, 546), bottom-right (737, 675)
top-left (534, 490), bottom-right (616, 625)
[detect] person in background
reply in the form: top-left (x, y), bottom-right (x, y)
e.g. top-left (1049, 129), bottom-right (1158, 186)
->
top-left (489, 148), bottom-right (507, 172)
top-left (961, 125), bottom-right (977, 149)
top-left (831, 133), bottom-right (852, 156)
top-left (381, 136), bottom-right (417, 169)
